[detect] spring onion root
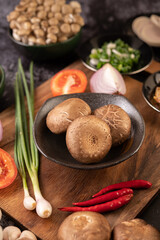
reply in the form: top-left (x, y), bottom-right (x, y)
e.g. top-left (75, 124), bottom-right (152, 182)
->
top-left (14, 59), bottom-right (52, 218)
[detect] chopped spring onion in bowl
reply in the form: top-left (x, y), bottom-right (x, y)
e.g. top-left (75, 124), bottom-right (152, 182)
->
top-left (78, 34), bottom-right (153, 75)
top-left (89, 39), bottom-right (141, 73)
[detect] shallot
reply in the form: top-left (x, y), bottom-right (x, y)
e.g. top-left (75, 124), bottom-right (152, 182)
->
top-left (90, 63), bottom-right (126, 95)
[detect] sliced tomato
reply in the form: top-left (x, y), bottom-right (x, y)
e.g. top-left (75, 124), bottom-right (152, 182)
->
top-left (0, 148), bottom-right (17, 189)
top-left (50, 69), bottom-right (88, 96)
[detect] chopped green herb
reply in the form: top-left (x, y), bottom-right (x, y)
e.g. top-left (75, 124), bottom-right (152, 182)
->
top-left (89, 39), bottom-right (141, 73)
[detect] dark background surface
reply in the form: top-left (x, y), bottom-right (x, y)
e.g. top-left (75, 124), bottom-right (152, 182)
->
top-left (0, 0), bottom-right (160, 235)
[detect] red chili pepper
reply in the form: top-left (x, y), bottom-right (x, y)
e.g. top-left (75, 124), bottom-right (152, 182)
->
top-left (59, 194), bottom-right (133, 213)
top-left (73, 188), bottom-right (133, 207)
top-left (93, 180), bottom-right (152, 198)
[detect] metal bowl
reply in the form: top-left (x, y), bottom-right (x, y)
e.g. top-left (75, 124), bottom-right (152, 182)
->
top-left (142, 71), bottom-right (160, 112)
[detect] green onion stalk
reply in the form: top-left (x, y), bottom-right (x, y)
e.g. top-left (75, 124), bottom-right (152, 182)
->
top-left (14, 80), bottom-right (36, 211)
top-left (14, 59), bottom-right (52, 218)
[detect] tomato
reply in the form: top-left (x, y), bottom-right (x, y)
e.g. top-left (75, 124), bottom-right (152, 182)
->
top-left (0, 148), bottom-right (17, 189)
top-left (50, 69), bottom-right (88, 96)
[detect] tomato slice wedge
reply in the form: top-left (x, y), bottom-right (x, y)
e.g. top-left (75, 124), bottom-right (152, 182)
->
top-left (50, 69), bottom-right (88, 96)
top-left (0, 148), bottom-right (17, 189)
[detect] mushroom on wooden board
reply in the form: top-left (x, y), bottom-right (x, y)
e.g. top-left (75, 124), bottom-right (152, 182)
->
top-left (113, 218), bottom-right (160, 240)
top-left (57, 211), bottom-right (111, 240)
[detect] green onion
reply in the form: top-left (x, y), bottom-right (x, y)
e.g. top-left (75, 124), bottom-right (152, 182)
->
top-left (14, 59), bottom-right (52, 218)
top-left (89, 39), bottom-right (141, 73)
top-left (14, 71), bottom-right (36, 211)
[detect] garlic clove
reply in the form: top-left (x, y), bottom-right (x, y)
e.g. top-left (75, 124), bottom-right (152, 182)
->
top-left (17, 230), bottom-right (37, 240)
top-left (0, 226), bottom-right (3, 240)
top-left (3, 226), bottom-right (21, 240)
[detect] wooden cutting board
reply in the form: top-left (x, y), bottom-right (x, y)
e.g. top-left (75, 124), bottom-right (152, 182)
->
top-left (0, 59), bottom-right (160, 240)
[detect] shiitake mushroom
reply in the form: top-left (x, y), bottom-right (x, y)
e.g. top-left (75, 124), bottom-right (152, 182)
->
top-left (113, 218), bottom-right (160, 240)
top-left (46, 98), bottom-right (132, 163)
top-left (94, 104), bottom-right (131, 146)
top-left (57, 211), bottom-right (111, 240)
top-left (66, 115), bottom-right (112, 164)
top-left (46, 98), bottom-right (91, 134)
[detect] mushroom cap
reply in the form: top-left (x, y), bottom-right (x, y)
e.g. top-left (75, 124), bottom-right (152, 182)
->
top-left (46, 98), bottom-right (91, 134)
top-left (94, 104), bottom-right (131, 146)
top-left (113, 218), bottom-right (160, 240)
top-left (66, 115), bottom-right (112, 163)
top-left (71, 23), bottom-right (81, 33)
top-left (57, 211), bottom-right (111, 240)
top-left (70, 1), bottom-right (81, 9)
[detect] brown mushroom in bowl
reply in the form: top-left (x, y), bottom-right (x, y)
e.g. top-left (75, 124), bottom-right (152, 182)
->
top-left (66, 115), bottom-right (112, 164)
top-left (46, 98), bottom-right (91, 134)
top-left (94, 104), bottom-right (131, 146)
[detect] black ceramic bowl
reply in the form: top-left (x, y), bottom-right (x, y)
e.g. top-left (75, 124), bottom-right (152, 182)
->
top-left (77, 34), bottom-right (153, 75)
top-left (33, 93), bottom-right (145, 170)
top-left (0, 65), bottom-right (5, 98)
top-left (9, 28), bottom-right (82, 61)
top-left (142, 71), bottom-right (160, 112)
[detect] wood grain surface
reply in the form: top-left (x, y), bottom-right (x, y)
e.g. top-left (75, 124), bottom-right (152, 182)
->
top-left (0, 60), bottom-right (160, 240)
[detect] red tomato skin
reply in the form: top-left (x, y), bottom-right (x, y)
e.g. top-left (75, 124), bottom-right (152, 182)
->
top-left (50, 69), bottom-right (88, 96)
top-left (0, 148), bottom-right (17, 189)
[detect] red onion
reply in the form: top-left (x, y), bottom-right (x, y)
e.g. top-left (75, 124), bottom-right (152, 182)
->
top-left (90, 63), bottom-right (126, 95)
top-left (0, 120), bottom-right (3, 141)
